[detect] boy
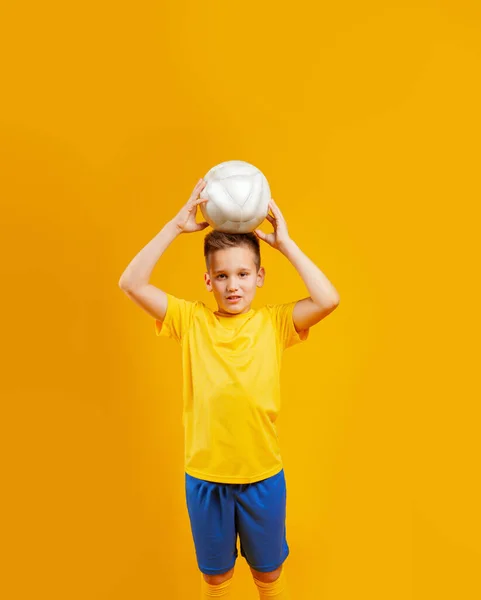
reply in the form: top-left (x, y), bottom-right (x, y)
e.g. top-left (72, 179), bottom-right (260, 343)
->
top-left (119, 178), bottom-right (340, 599)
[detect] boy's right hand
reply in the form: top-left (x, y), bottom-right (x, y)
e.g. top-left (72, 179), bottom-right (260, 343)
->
top-left (171, 179), bottom-right (210, 234)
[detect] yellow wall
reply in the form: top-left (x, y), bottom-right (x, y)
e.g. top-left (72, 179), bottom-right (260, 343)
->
top-left (1, 1), bottom-right (480, 598)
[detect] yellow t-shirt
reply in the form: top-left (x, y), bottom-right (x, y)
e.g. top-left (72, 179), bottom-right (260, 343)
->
top-left (154, 293), bottom-right (309, 483)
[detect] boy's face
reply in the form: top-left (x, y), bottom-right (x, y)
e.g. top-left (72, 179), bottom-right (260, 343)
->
top-left (204, 246), bottom-right (265, 316)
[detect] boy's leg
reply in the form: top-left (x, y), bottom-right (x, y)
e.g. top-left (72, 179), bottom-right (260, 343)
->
top-left (251, 564), bottom-right (290, 599)
top-left (185, 473), bottom-right (238, 598)
top-left (234, 469), bottom-right (291, 598)
top-left (201, 567), bottom-right (235, 598)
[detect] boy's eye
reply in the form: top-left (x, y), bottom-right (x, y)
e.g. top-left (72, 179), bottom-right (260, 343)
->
top-left (217, 273), bottom-right (248, 279)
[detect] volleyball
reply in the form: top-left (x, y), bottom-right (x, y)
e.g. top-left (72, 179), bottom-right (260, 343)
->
top-left (199, 160), bottom-right (271, 233)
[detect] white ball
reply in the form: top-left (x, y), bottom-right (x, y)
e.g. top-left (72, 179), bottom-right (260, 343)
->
top-left (199, 160), bottom-right (270, 233)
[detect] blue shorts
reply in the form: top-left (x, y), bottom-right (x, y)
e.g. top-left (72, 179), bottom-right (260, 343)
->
top-left (185, 468), bottom-right (289, 575)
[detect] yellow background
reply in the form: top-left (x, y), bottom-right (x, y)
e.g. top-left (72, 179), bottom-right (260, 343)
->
top-left (1, 1), bottom-right (480, 598)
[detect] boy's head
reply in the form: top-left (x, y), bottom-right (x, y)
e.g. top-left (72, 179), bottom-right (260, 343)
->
top-left (204, 231), bottom-right (265, 316)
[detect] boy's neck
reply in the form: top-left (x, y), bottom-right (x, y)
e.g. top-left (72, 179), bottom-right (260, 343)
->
top-left (214, 306), bottom-right (254, 317)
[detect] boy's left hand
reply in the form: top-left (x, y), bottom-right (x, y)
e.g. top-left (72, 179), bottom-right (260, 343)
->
top-left (254, 199), bottom-right (291, 251)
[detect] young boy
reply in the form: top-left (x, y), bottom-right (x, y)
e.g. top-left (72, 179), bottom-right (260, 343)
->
top-left (119, 178), bottom-right (340, 599)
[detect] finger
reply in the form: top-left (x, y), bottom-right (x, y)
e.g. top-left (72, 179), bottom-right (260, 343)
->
top-left (269, 199), bottom-right (280, 214)
top-left (270, 198), bottom-right (282, 213)
top-left (190, 180), bottom-right (203, 195)
top-left (266, 215), bottom-right (276, 228)
top-left (188, 196), bottom-right (208, 210)
top-left (270, 201), bottom-right (284, 221)
top-left (190, 180), bottom-right (207, 200)
top-left (197, 221), bottom-right (209, 230)
top-left (254, 229), bottom-right (266, 241)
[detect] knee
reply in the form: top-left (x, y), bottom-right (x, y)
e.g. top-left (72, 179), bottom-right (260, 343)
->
top-left (202, 566), bottom-right (235, 585)
top-left (250, 564), bottom-right (282, 583)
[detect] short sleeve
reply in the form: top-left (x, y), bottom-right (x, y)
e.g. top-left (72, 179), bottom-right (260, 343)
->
top-left (154, 293), bottom-right (197, 343)
top-left (267, 301), bottom-right (309, 350)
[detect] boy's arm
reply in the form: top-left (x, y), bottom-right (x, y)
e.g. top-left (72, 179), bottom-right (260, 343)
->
top-left (118, 221), bottom-right (179, 321)
top-left (254, 198), bottom-right (340, 333)
top-left (118, 178), bottom-right (208, 322)
top-left (279, 238), bottom-right (340, 332)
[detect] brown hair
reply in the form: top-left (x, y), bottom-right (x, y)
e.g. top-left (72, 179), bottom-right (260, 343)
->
top-left (204, 231), bottom-right (261, 272)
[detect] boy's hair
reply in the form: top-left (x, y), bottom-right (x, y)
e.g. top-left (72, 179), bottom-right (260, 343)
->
top-left (204, 231), bottom-right (261, 272)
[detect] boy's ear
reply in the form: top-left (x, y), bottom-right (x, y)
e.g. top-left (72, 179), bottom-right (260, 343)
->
top-left (204, 271), bottom-right (213, 292)
top-left (256, 266), bottom-right (265, 287)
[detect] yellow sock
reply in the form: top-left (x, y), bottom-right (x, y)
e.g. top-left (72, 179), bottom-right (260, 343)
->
top-left (201, 573), bottom-right (233, 598)
top-left (253, 567), bottom-right (290, 599)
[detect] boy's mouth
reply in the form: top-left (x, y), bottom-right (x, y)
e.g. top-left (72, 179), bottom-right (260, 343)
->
top-left (226, 296), bottom-right (242, 302)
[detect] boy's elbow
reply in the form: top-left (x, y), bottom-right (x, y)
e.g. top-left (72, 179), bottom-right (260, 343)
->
top-left (119, 277), bottom-right (133, 291)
